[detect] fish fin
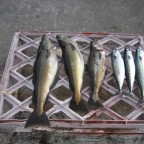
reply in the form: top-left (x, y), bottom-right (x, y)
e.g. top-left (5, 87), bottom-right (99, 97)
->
top-left (69, 99), bottom-right (88, 114)
top-left (25, 110), bottom-right (50, 128)
top-left (70, 43), bottom-right (75, 50)
top-left (88, 97), bottom-right (103, 109)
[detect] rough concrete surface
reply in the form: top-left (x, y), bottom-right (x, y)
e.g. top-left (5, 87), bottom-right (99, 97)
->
top-left (0, 0), bottom-right (144, 143)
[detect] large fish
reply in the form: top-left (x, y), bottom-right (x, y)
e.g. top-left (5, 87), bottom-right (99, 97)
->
top-left (87, 42), bottom-right (105, 108)
top-left (135, 46), bottom-right (144, 100)
top-left (124, 46), bottom-right (135, 96)
top-left (25, 35), bottom-right (58, 128)
top-left (111, 48), bottom-right (125, 93)
top-left (56, 35), bottom-right (88, 113)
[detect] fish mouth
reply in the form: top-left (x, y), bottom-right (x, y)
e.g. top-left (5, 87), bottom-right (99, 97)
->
top-left (41, 34), bottom-right (48, 42)
top-left (92, 42), bottom-right (104, 51)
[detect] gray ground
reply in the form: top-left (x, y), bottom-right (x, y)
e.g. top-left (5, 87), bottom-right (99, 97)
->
top-left (0, 0), bottom-right (144, 143)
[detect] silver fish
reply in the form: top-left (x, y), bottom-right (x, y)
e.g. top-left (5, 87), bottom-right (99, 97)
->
top-left (111, 48), bottom-right (125, 93)
top-left (135, 46), bottom-right (144, 100)
top-left (124, 46), bottom-right (135, 96)
top-left (25, 35), bottom-right (58, 128)
top-left (87, 42), bottom-right (105, 108)
top-left (56, 35), bottom-right (88, 113)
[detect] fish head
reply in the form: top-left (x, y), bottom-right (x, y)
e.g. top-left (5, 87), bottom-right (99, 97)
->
top-left (125, 46), bottom-right (133, 58)
top-left (40, 35), bottom-right (53, 50)
top-left (90, 42), bottom-right (105, 64)
top-left (92, 42), bottom-right (104, 51)
top-left (91, 42), bottom-right (104, 56)
top-left (112, 48), bottom-right (121, 59)
top-left (136, 46), bottom-right (144, 58)
top-left (56, 35), bottom-right (71, 48)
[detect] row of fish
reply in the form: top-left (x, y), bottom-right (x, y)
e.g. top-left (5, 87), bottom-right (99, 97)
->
top-left (25, 35), bottom-right (144, 128)
top-left (25, 35), bottom-right (106, 128)
top-left (112, 46), bottom-right (144, 100)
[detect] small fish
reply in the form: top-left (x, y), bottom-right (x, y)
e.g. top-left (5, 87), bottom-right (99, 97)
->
top-left (111, 48), bottom-right (125, 93)
top-left (56, 35), bottom-right (88, 113)
top-left (124, 46), bottom-right (135, 96)
top-left (25, 35), bottom-right (58, 128)
top-left (135, 46), bottom-right (144, 100)
top-left (87, 42), bottom-right (105, 108)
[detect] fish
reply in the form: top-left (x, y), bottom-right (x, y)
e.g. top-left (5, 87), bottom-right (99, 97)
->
top-left (87, 41), bottom-right (105, 108)
top-left (124, 46), bottom-right (135, 96)
top-left (56, 35), bottom-right (88, 113)
top-left (25, 35), bottom-right (58, 128)
top-left (111, 48), bottom-right (125, 94)
top-left (135, 46), bottom-right (144, 100)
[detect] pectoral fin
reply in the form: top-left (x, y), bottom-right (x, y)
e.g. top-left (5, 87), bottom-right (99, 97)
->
top-left (70, 43), bottom-right (75, 50)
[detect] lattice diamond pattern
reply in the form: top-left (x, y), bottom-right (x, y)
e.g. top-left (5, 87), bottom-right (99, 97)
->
top-left (1, 31), bottom-right (144, 131)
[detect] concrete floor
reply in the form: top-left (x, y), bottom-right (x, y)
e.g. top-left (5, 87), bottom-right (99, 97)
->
top-left (0, 0), bottom-right (144, 143)
top-left (1, 0), bottom-right (144, 74)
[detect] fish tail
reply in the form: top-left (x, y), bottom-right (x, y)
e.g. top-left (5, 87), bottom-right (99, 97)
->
top-left (88, 95), bottom-right (103, 109)
top-left (123, 91), bottom-right (135, 97)
top-left (25, 110), bottom-right (50, 128)
top-left (130, 91), bottom-right (135, 97)
top-left (69, 98), bottom-right (88, 114)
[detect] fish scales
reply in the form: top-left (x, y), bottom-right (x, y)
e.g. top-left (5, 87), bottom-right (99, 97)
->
top-left (56, 35), bottom-right (88, 113)
top-left (87, 42), bottom-right (105, 108)
top-left (124, 47), bottom-right (135, 95)
top-left (25, 35), bottom-right (58, 128)
top-left (135, 47), bottom-right (144, 99)
top-left (111, 48), bottom-right (125, 92)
